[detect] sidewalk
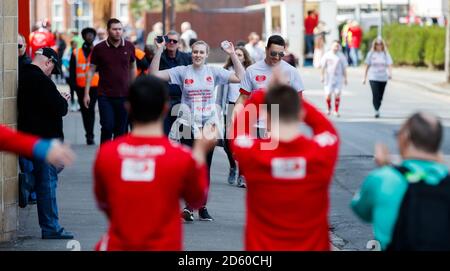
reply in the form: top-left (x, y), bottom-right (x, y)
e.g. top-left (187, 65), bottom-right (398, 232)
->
top-left (345, 66), bottom-right (449, 96)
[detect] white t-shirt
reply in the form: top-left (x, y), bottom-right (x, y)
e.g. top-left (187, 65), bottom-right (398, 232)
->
top-left (245, 43), bottom-right (265, 63)
top-left (169, 65), bottom-right (232, 128)
top-left (320, 51), bottom-right (348, 86)
top-left (240, 60), bottom-right (305, 95)
top-left (365, 51), bottom-right (393, 82)
top-left (226, 67), bottom-right (241, 103)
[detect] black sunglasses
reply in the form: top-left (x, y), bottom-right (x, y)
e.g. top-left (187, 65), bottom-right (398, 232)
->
top-left (168, 39), bottom-right (178, 44)
top-left (270, 51), bottom-right (285, 58)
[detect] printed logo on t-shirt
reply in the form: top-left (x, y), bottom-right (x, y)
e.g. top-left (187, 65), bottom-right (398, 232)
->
top-left (185, 79), bottom-right (194, 85)
top-left (206, 76), bottom-right (213, 83)
top-left (121, 158), bottom-right (155, 182)
top-left (271, 157), bottom-right (306, 179)
top-left (255, 75), bottom-right (267, 82)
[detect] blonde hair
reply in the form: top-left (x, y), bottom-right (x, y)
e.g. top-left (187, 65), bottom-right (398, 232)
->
top-left (370, 38), bottom-right (388, 52)
top-left (191, 40), bottom-right (210, 54)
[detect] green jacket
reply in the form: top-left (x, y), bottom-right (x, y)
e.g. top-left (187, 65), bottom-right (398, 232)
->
top-left (351, 159), bottom-right (448, 250)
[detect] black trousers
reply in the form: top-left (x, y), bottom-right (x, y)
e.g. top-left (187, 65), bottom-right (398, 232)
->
top-left (369, 80), bottom-right (387, 111)
top-left (179, 124), bottom-right (214, 209)
top-left (223, 102), bottom-right (236, 169)
top-left (76, 87), bottom-right (98, 141)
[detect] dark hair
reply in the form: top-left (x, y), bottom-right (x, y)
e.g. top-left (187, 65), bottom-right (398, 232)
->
top-left (128, 76), bottom-right (169, 123)
top-left (107, 18), bottom-right (122, 30)
top-left (224, 47), bottom-right (252, 70)
top-left (236, 40), bottom-right (246, 47)
top-left (264, 84), bottom-right (301, 122)
top-left (404, 113), bottom-right (443, 153)
top-left (266, 35), bottom-right (285, 49)
top-left (308, 10), bottom-right (314, 16)
top-left (189, 38), bottom-right (198, 47)
top-left (81, 27), bottom-right (97, 39)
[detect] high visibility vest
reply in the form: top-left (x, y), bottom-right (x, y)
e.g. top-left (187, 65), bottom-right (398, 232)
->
top-left (135, 48), bottom-right (148, 76)
top-left (75, 48), bottom-right (99, 88)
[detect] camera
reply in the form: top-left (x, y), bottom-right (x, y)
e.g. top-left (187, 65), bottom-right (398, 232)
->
top-left (156, 35), bottom-right (169, 43)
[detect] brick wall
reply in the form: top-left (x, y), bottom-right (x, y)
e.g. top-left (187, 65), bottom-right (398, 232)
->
top-left (145, 10), bottom-right (264, 62)
top-left (0, 0), bottom-right (19, 242)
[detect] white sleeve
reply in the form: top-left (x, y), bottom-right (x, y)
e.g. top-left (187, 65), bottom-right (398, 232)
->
top-left (213, 67), bottom-right (234, 85)
top-left (386, 52), bottom-right (393, 65)
top-left (290, 69), bottom-right (305, 92)
top-left (365, 52), bottom-right (372, 65)
top-left (239, 69), bottom-right (253, 95)
top-left (168, 66), bottom-right (186, 86)
top-left (320, 54), bottom-right (327, 68)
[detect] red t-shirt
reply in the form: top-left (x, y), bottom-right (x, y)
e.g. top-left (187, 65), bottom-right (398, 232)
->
top-left (304, 15), bottom-right (319, 35)
top-left (349, 26), bottom-right (363, 49)
top-left (29, 30), bottom-right (56, 58)
top-left (0, 125), bottom-right (38, 157)
top-left (94, 135), bottom-right (208, 251)
top-left (231, 91), bottom-right (339, 251)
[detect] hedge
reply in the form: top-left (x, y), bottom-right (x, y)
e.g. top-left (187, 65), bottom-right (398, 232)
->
top-left (361, 24), bottom-right (446, 69)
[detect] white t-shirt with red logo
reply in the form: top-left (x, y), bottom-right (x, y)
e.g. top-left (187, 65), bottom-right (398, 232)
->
top-left (239, 60), bottom-right (305, 95)
top-left (169, 65), bottom-right (233, 128)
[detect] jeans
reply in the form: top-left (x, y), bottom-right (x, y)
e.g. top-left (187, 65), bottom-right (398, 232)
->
top-left (98, 96), bottom-right (128, 143)
top-left (33, 160), bottom-right (62, 235)
top-left (349, 48), bottom-right (360, 67)
top-left (19, 157), bottom-right (36, 201)
top-left (369, 81), bottom-right (387, 111)
top-left (164, 99), bottom-right (180, 136)
top-left (76, 87), bottom-right (98, 142)
top-left (305, 34), bottom-right (315, 55)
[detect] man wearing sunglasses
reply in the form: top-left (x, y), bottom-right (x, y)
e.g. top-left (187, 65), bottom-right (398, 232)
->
top-left (18, 34), bottom-right (32, 75)
top-left (18, 47), bottom-right (74, 239)
top-left (157, 30), bottom-right (192, 136)
top-left (235, 35), bottom-right (305, 137)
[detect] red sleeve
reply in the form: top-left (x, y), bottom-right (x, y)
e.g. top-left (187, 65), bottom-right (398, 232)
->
top-left (230, 90), bottom-right (265, 141)
top-left (239, 88), bottom-right (251, 96)
top-left (94, 146), bottom-right (110, 217)
top-left (0, 125), bottom-right (38, 157)
top-left (182, 156), bottom-right (208, 210)
top-left (302, 100), bottom-right (339, 158)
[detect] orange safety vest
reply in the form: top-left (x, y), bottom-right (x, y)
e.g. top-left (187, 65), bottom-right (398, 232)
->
top-left (135, 48), bottom-right (149, 76)
top-left (75, 48), bottom-right (99, 88)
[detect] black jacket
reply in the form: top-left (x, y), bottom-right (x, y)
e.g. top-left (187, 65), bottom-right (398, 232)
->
top-left (160, 50), bottom-right (192, 102)
top-left (18, 64), bottom-right (68, 139)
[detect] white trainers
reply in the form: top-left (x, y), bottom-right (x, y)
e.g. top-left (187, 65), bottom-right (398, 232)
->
top-left (333, 111), bottom-right (340, 117)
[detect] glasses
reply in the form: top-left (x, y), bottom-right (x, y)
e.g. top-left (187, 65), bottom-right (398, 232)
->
top-left (168, 39), bottom-right (178, 44)
top-left (270, 51), bottom-right (285, 58)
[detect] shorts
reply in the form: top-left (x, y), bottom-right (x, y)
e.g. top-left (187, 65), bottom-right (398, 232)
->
top-left (324, 82), bottom-right (343, 95)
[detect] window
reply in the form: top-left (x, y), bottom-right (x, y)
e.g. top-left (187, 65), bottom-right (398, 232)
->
top-left (72, 0), bottom-right (93, 31)
top-left (116, 0), bottom-right (129, 25)
top-left (52, 0), bottom-right (64, 32)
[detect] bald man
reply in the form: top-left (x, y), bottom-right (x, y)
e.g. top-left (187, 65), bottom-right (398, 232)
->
top-left (352, 112), bottom-right (450, 250)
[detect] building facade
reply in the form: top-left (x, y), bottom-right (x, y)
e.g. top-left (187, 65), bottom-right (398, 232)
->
top-left (1, 0), bottom-right (20, 242)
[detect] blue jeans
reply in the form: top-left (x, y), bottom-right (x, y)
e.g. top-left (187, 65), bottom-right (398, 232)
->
top-left (350, 48), bottom-right (360, 67)
top-left (305, 34), bottom-right (315, 55)
top-left (98, 96), bottom-right (128, 143)
top-left (33, 160), bottom-right (62, 235)
top-left (19, 157), bottom-right (36, 201)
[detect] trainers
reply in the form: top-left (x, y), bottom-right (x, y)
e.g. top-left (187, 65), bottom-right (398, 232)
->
top-left (198, 207), bottom-right (214, 221)
top-left (182, 208), bottom-right (194, 222)
top-left (333, 111), bottom-right (340, 117)
top-left (375, 111), bottom-right (380, 118)
top-left (237, 175), bottom-right (247, 188)
top-left (227, 167), bottom-right (237, 185)
top-left (42, 228), bottom-right (74, 240)
top-left (326, 109), bottom-right (331, 116)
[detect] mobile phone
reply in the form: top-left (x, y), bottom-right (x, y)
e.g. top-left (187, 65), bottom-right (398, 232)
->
top-left (221, 41), bottom-right (231, 50)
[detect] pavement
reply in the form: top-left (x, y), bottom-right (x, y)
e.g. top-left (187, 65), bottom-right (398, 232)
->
top-left (0, 66), bottom-right (449, 251)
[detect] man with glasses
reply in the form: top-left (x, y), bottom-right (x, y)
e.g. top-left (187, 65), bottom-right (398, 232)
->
top-left (352, 112), bottom-right (449, 250)
top-left (157, 30), bottom-right (192, 136)
top-left (18, 34), bottom-right (32, 74)
top-left (18, 47), bottom-right (74, 239)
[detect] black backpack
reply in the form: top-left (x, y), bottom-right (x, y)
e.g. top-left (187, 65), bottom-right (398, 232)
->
top-left (386, 165), bottom-right (450, 251)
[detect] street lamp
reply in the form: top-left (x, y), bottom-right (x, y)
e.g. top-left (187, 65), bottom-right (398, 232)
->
top-left (378, 0), bottom-right (383, 38)
top-left (162, 0), bottom-right (166, 34)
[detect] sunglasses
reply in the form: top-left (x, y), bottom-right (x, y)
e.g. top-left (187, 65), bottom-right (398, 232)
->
top-left (270, 51), bottom-right (285, 58)
top-left (18, 44), bottom-right (24, 49)
top-left (168, 39), bottom-right (178, 44)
